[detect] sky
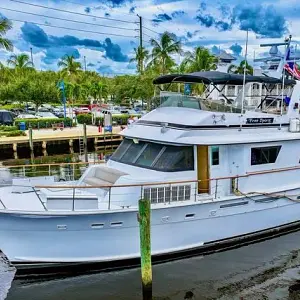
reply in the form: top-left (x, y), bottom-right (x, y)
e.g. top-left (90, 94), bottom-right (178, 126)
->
top-left (0, 0), bottom-right (299, 75)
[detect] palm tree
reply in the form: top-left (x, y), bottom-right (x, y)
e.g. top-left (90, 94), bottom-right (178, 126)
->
top-left (7, 54), bottom-right (33, 69)
top-left (64, 81), bottom-right (74, 101)
top-left (73, 83), bottom-right (83, 102)
top-left (90, 81), bottom-right (108, 103)
top-left (228, 60), bottom-right (253, 75)
top-left (130, 46), bottom-right (149, 74)
top-left (58, 55), bottom-right (82, 75)
top-left (148, 32), bottom-right (182, 75)
top-left (183, 47), bottom-right (218, 72)
top-left (0, 18), bottom-right (13, 51)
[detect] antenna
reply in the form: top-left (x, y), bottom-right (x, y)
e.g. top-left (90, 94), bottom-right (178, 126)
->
top-left (240, 29), bottom-right (249, 131)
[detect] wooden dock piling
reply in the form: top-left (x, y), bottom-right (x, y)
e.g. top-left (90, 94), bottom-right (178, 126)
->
top-left (138, 198), bottom-right (153, 300)
top-left (29, 127), bottom-right (33, 152)
top-left (83, 123), bottom-right (88, 162)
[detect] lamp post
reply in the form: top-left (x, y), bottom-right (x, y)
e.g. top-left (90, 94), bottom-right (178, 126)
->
top-left (58, 80), bottom-right (67, 119)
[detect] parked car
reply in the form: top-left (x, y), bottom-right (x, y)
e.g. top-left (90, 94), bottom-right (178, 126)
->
top-left (10, 108), bottom-right (24, 115)
top-left (57, 112), bottom-right (65, 118)
top-left (75, 107), bottom-right (90, 115)
top-left (52, 109), bottom-right (64, 118)
top-left (0, 110), bottom-right (14, 125)
top-left (35, 112), bottom-right (58, 119)
top-left (41, 104), bottom-right (53, 110)
top-left (38, 107), bottom-right (50, 112)
top-left (16, 114), bottom-right (39, 119)
top-left (127, 109), bottom-right (141, 116)
top-left (102, 109), bottom-right (121, 115)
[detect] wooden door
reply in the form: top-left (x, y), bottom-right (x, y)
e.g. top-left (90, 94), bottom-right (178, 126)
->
top-left (197, 145), bottom-right (209, 194)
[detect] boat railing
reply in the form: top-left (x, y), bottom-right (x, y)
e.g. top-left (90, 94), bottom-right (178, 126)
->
top-left (2, 163), bottom-right (300, 212)
top-left (0, 161), bottom-right (105, 181)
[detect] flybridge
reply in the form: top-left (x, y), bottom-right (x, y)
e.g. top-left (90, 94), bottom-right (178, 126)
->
top-left (151, 71), bottom-right (297, 118)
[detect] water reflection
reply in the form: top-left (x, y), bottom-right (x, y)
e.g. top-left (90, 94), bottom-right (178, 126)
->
top-left (0, 253), bottom-right (16, 300)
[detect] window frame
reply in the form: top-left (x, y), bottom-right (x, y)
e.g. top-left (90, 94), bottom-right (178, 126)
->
top-left (211, 146), bottom-right (220, 166)
top-left (250, 145), bottom-right (281, 166)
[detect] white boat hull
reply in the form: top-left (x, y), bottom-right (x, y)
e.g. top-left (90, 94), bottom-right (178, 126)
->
top-left (1, 195), bottom-right (300, 270)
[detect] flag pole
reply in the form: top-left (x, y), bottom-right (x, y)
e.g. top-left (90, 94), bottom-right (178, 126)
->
top-left (293, 44), bottom-right (297, 80)
top-left (240, 29), bottom-right (249, 131)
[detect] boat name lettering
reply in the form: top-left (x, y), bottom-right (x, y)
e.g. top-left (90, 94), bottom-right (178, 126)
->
top-left (246, 118), bottom-right (274, 124)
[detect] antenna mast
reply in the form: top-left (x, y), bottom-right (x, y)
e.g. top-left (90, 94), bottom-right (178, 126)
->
top-left (240, 29), bottom-right (249, 131)
top-left (280, 35), bottom-right (292, 130)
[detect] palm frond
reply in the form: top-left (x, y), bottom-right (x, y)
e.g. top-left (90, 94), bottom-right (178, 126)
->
top-left (0, 37), bottom-right (13, 51)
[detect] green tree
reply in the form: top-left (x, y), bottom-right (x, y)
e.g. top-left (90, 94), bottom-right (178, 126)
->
top-left (64, 81), bottom-right (74, 102)
top-left (27, 80), bottom-right (59, 111)
top-left (148, 32), bottom-right (182, 75)
top-left (7, 54), bottom-right (33, 69)
top-left (0, 18), bottom-right (13, 51)
top-left (228, 60), bottom-right (254, 75)
top-left (58, 55), bottom-right (82, 75)
top-left (183, 47), bottom-right (218, 72)
top-left (90, 81), bottom-right (108, 103)
top-left (130, 46), bottom-right (149, 74)
top-left (73, 83), bottom-right (83, 102)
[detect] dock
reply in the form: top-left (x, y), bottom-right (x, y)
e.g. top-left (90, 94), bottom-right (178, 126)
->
top-left (0, 125), bottom-right (123, 152)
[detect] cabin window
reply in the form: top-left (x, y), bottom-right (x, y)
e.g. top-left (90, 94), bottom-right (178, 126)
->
top-left (211, 146), bottom-right (219, 166)
top-left (112, 138), bottom-right (132, 161)
top-left (154, 146), bottom-right (194, 171)
top-left (121, 140), bottom-right (146, 164)
top-left (110, 138), bottom-right (194, 172)
top-left (251, 146), bottom-right (281, 165)
top-left (135, 143), bottom-right (164, 167)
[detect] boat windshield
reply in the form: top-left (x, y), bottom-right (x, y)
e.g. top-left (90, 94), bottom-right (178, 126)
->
top-left (159, 93), bottom-right (201, 110)
top-left (110, 138), bottom-right (194, 172)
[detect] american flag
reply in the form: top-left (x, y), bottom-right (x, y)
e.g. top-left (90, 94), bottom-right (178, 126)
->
top-left (284, 48), bottom-right (300, 80)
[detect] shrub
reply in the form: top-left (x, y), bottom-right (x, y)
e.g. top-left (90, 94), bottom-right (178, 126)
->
top-left (0, 104), bottom-right (25, 110)
top-left (76, 114), bottom-right (93, 125)
top-left (14, 118), bottom-right (73, 129)
top-left (0, 130), bottom-right (26, 137)
top-left (76, 113), bottom-right (141, 126)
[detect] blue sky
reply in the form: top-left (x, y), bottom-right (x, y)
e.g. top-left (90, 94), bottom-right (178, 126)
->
top-left (0, 0), bottom-right (299, 75)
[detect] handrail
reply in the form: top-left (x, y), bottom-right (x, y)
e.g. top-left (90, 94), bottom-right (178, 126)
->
top-left (246, 164), bottom-right (300, 175)
top-left (0, 161), bottom-right (105, 169)
top-left (35, 163), bottom-right (300, 190)
top-left (36, 177), bottom-right (234, 189)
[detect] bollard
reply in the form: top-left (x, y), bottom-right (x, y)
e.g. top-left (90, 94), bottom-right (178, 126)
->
top-left (138, 199), bottom-right (152, 300)
top-left (29, 127), bottom-right (33, 152)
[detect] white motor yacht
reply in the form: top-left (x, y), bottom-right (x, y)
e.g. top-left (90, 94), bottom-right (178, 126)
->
top-left (2, 59), bottom-right (300, 274)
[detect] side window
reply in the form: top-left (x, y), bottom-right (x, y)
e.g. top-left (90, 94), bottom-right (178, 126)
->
top-left (251, 146), bottom-right (281, 165)
top-left (211, 146), bottom-right (219, 166)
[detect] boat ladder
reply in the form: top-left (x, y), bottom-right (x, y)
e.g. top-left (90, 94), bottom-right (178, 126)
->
top-left (79, 136), bottom-right (85, 156)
